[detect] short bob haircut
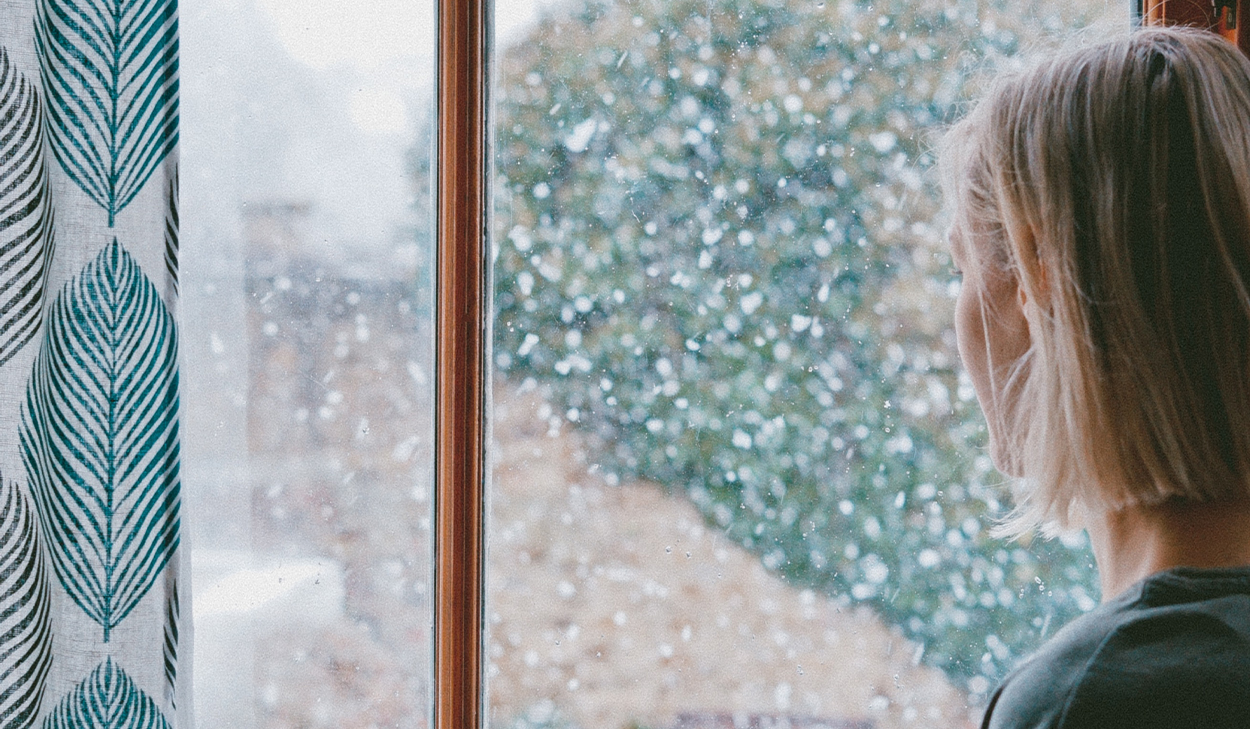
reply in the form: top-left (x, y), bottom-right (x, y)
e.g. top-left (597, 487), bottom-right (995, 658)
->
top-left (942, 27), bottom-right (1250, 534)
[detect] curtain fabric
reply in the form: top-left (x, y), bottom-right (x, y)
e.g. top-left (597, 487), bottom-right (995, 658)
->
top-left (0, 0), bottom-right (185, 725)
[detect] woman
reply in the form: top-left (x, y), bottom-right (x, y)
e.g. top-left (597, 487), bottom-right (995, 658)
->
top-left (942, 27), bottom-right (1250, 728)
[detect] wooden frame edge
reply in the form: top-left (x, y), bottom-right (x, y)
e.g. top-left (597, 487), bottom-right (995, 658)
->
top-left (434, 0), bottom-right (491, 726)
top-left (1140, 0), bottom-right (1250, 56)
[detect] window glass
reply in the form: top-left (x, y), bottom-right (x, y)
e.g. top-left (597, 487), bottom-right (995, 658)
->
top-left (488, 0), bottom-right (1121, 727)
top-left (183, 1), bottom-right (433, 725)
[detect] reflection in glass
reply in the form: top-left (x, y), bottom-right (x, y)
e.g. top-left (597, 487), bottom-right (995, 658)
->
top-left (488, 1), bottom-right (1120, 727)
top-left (183, 1), bottom-right (433, 725)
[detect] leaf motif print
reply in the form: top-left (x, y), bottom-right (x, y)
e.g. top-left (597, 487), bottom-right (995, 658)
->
top-left (0, 48), bottom-right (55, 369)
top-left (161, 575), bottom-right (176, 711)
top-left (22, 240), bottom-right (180, 642)
top-left (41, 659), bottom-right (170, 729)
top-left (0, 478), bottom-right (51, 729)
top-left (162, 170), bottom-right (176, 297)
top-left (35, 0), bottom-right (178, 226)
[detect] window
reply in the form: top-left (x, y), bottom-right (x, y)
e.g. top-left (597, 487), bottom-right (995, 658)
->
top-left (180, 0), bottom-right (1131, 727)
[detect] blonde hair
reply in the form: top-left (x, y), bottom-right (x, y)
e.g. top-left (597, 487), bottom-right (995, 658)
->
top-left (942, 27), bottom-right (1250, 534)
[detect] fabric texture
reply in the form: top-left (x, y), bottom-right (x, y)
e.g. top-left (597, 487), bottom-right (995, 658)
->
top-left (981, 566), bottom-right (1250, 729)
top-left (0, 0), bottom-right (186, 725)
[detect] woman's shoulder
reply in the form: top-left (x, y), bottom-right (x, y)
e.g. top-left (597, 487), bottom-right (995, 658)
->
top-left (980, 589), bottom-right (1133, 729)
top-left (982, 566), bottom-right (1250, 729)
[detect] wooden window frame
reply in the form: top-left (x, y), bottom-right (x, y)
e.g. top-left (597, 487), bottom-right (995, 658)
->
top-left (1138, 0), bottom-right (1250, 53)
top-left (434, 0), bottom-right (491, 727)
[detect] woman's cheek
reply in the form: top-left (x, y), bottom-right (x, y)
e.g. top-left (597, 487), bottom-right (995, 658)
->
top-left (955, 286), bottom-right (993, 413)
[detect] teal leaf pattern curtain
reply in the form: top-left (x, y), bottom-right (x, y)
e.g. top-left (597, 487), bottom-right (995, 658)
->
top-left (35, 0), bottom-right (178, 227)
top-left (0, 0), bottom-right (184, 724)
top-left (23, 240), bottom-right (180, 645)
top-left (0, 477), bottom-right (52, 727)
top-left (42, 659), bottom-right (171, 729)
top-left (0, 49), bottom-right (54, 371)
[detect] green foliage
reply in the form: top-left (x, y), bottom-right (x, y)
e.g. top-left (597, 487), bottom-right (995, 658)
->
top-left (490, 0), bottom-right (1107, 697)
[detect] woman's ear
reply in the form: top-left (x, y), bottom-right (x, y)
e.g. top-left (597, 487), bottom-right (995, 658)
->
top-left (1017, 263), bottom-right (1047, 331)
top-left (1012, 223), bottom-right (1048, 311)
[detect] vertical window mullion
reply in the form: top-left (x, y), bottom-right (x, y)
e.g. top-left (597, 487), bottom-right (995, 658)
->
top-left (434, 0), bottom-right (491, 727)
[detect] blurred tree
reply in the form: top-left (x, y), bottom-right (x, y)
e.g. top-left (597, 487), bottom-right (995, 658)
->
top-left (473, 0), bottom-right (1111, 698)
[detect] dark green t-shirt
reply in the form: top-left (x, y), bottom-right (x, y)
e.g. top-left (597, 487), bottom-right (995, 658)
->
top-left (981, 566), bottom-right (1250, 729)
